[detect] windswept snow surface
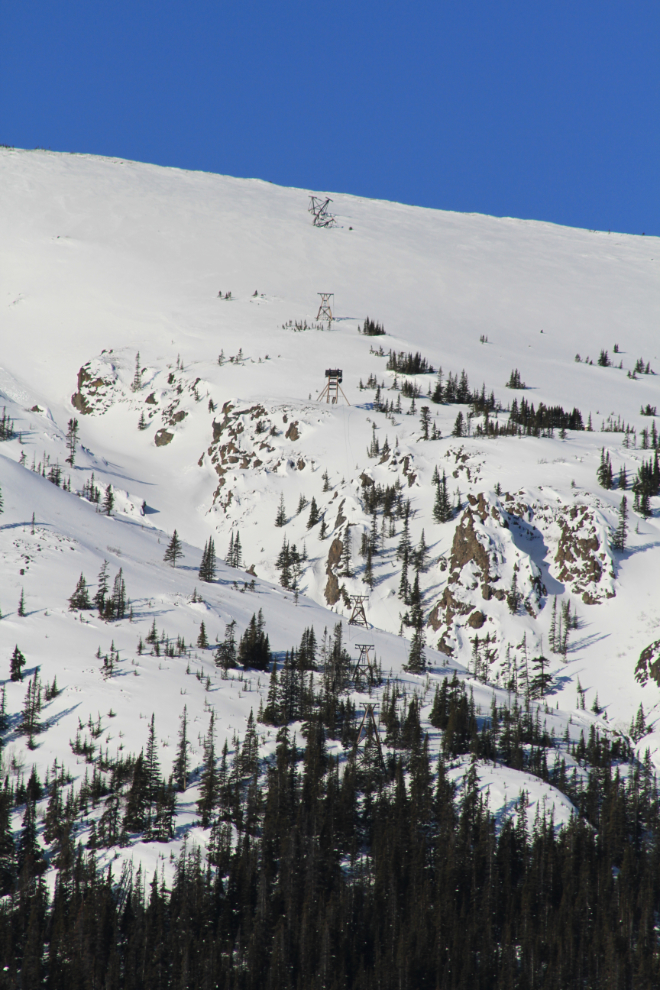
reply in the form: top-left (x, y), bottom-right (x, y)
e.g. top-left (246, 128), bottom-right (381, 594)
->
top-left (1, 148), bottom-right (659, 878)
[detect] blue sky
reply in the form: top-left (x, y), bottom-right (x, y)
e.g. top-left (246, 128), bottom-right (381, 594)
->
top-left (2, 1), bottom-right (658, 234)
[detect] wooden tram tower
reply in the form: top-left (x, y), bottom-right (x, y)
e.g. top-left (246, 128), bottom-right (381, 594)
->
top-left (348, 594), bottom-right (369, 627)
top-left (318, 368), bottom-right (350, 405)
top-left (316, 292), bottom-right (334, 323)
top-left (351, 704), bottom-right (385, 772)
top-left (353, 643), bottom-right (376, 682)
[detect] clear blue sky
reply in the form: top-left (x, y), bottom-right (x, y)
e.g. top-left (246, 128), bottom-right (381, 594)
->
top-left (2, 1), bottom-right (658, 234)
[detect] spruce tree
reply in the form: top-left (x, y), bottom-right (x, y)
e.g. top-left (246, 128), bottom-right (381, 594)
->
top-left (406, 627), bottom-right (426, 673)
top-left (433, 471), bottom-right (453, 522)
top-left (68, 573), bottom-right (92, 610)
top-left (131, 351), bottom-right (142, 391)
top-left (144, 714), bottom-right (162, 823)
top-left (103, 484), bottom-right (114, 515)
top-left (452, 411), bottom-right (464, 437)
top-left (163, 530), bottom-right (183, 567)
top-left (94, 560), bottom-right (109, 613)
top-left (275, 493), bottom-right (286, 527)
top-left (419, 405), bottom-right (431, 440)
top-left (233, 531), bottom-right (242, 568)
top-left (199, 537), bottom-right (217, 582)
top-left (197, 712), bottom-right (219, 827)
top-left (174, 706), bottom-right (190, 792)
top-left (238, 610), bottom-right (271, 670)
top-left (17, 587), bottom-right (26, 617)
top-left (597, 448), bottom-right (613, 489)
top-left (123, 753), bottom-right (148, 834)
top-left (340, 525), bottom-right (352, 576)
top-left (364, 544), bottom-right (374, 589)
top-left (10, 645), bottom-right (26, 681)
top-left (307, 497), bottom-right (320, 528)
top-left (215, 620), bottom-right (237, 670)
top-left (197, 621), bottom-right (209, 649)
top-left (65, 417), bottom-right (79, 466)
top-left (611, 495), bottom-right (628, 551)
top-left (106, 568), bottom-right (126, 620)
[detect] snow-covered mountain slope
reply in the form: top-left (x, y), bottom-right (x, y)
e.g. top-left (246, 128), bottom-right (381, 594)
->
top-left (0, 148), bottom-right (659, 875)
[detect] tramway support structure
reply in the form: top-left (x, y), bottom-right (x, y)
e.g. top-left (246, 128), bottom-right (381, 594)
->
top-left (318, 368), bottom-right (350, 405)
top-left (316, 292), bottom-right (334, 324)
top-left (348, 595), bottom-right (369, 627)
top-left (308, 196), bottom-right (337, 228)
top-left (351, 704), bottom-right (385, 773)
top-left (353, 643), bottom-right (376, 684)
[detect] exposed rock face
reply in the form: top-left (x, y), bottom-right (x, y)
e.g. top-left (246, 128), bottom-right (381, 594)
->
top-left (324, 537), bottom-right (344, 605)
top-left (427, 491), bottom-right (545, 660)
top-left (154, 429), bottom-right (173, 447)
top-left (71, 361), bottom-right (118, 414)
top-left (206, 402), bottom-right (317, 505)
top-left (635, 640), bottom-right (660, 686)
top-left (553, 504), bottom-right (615, 604)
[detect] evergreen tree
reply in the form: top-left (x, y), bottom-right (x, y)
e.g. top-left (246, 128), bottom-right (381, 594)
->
top-left (94, 560), bottom-right (109, 613)
top-left (419, 405), bottom-right (431, 440)
top-left (68, 572), bottom-right (92, 610)
top-left (197, 712), bottom-right (219, 827)
top-left (275, 493), bottom-right (286, 527)
top-left (413, 530), bottom-right (429, 573)
top-left (433, 470), bottom-right (453, 522)
top-left (406, 627), bottom-right (426, 673)
top-left (144, 714), bottom-right (162, 823)
top-left (197, 621), bottom-right (209, 649)
top-left (174, 706), bottom-right (190, 792)
top-left (549, 596), bottom-right (558, 652)
top-left (105, 568), bottom-right (127, 619)
top-left (17, 587), bottom-right (26, 617)
top-left (163, 530), bottom-right (183, 567)
top-left (611, 495), bottom-right (628, 551)
top-left (452, 411), bottom-right (465, 437)
top-left (123, 753), bottom-right (148, 834)
top-left (215, 620), bottom-right (237, 670)
top-left (363, 544), bottom-right (374, 589)
top-left (10, 645), bottom-right (26, 681)
top-left (597, 448), bottom-right (613, 489)
top-left (238, 610), bottom-right (271, 670)
top-left (340, 525), bottom-right (352, 576)
top-left (103, 484), bottom-right (114, 515)
top-left (307, 496), bottom-right (320, 528)
top-left (131, 351), bottom-right (142, 391)
top-left (531, 655), bottom-right (552, 698)
top-left (232, 531), bottom-right (242, 568)
top-left (199, 537), bottom-right (217, 582)
top-left (65, 417), bottom-right (79, 466)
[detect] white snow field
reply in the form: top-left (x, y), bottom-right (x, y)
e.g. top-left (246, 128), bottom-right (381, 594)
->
top-left (0, 148), bottom-right (659, 877)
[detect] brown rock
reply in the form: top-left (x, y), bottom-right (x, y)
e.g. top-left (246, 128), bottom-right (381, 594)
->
top-left (467, 611), bottom-right (486, 628)
top-left (154, 429), bottom-right (174, 446)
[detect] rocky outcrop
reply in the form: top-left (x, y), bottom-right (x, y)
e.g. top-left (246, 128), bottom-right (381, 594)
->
top-left (635, 640), bottom-right (660, 686)
top-left (71, 361), bottom-right (118, 414)
top-left (324, 537), bottom-right (344, 605)
top-left (427, 491), bottom-right (545, 661)
top-left (554, 504), bottom-right (615, 604)
top-left (154, 429), bottom-right (173, 447)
